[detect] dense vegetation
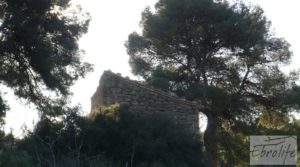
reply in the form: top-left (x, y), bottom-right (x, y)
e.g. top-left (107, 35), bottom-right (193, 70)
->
top-left (1, 105), bottom-right (299, 166)
top-left (126, 0), bottom-right (300, 166)
top-left (0, 104), bottom-right (206, 167)
top-left (0, 0), bottom-right (92, 119)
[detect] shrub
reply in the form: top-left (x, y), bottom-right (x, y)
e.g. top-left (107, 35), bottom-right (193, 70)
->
top-left (16, 104), bottom-right (207, 166)
top-left (84, 104), bottom-right (206, 166)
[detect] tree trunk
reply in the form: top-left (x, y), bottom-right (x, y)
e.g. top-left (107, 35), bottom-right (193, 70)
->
top-left (204, 110), bottom-right (218, 167)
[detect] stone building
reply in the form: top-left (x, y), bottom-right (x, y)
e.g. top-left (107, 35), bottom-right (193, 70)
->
top-left (91, 70), bottom-right (204, 133)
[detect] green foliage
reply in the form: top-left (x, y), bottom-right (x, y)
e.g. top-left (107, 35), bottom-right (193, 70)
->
top-left (13, 104), bottom-right (206, 167)
top-left (126, 0), bottom-right (299, 165)
top-left (86, 104), bottom-right (206, 166)
top-left (125, 0), bottom-right (296, 122)
top-left (0, 0), bottom-right (92, 116)
top-left (0, 95), bottom-right (8, 126)
top-left (218, 117), bottom-right (300, 166)
top-left (258, 111), bottom-right (290, 129)
top-left (0, 134), bottom-right (33, 167)
top-left (145, 67), bottom-right (172, 91)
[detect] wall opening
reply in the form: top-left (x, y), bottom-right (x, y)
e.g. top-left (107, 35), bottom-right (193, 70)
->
top-left (199, 112), bottom-right (207, 132)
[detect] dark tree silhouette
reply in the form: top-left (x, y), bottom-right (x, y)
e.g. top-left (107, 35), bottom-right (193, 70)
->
top-left (0, 0), bottom-right (92, 118)
top-left (125, 0), bottom-right (300, 166)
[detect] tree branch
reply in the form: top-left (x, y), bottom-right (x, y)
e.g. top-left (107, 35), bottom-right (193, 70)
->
top-left (238, 64), bottom-right (250, 95)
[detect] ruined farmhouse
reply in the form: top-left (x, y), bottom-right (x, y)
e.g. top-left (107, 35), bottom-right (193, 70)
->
top-left (91, 70), bottom-right (204, 133)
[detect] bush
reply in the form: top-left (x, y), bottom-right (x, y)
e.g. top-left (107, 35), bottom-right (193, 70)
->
top-left (84, 104), bottom-right (206, 166)
top-left (15, 104), bottom-right (206, 167)
top-left (0, 134), bottom-right (33, 167)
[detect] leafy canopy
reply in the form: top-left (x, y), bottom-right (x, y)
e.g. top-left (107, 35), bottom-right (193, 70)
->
top-left (0, 0), bottom-right (92, 117)
top-left (126, 0), bottom-right (299, 124)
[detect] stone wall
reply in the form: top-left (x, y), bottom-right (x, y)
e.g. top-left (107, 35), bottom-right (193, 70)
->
top-left (91, 70), bottom-right (203, 133)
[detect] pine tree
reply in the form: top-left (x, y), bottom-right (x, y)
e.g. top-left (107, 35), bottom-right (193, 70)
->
top-left (126, 0), bottom-right (300, 165)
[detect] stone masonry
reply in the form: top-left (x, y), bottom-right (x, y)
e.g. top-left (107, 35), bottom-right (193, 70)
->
top-left (91, 70), bottom-right (204, 133)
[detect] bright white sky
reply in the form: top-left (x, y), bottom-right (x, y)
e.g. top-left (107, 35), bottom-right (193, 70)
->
top-left (4, 0), bottom-right (300, 136)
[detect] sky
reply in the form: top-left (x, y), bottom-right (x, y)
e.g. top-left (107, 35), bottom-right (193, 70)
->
top-left (4, 0), bottom-right (300, 136)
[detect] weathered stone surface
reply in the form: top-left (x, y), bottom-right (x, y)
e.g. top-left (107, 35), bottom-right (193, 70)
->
top-left (91, 70), bottom-right (204, 133)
